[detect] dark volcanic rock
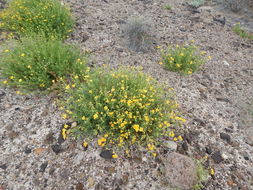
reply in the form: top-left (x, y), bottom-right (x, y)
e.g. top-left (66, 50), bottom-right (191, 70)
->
top-left (100, 150), bottom-right (113, 159)
top-left (212, 151), bottom-right (224, 164)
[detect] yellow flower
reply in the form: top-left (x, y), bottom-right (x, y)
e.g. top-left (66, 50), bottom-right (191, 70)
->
top-left (178, 136), bottom-right (183, 141)
top-left (147, 144), bottom-right (155, 151)
top-left (3, 80), bottom-right (8, 84)
top-left (112, 154), bottom-right (118, 158)
top-left (104, 106), bottom-right (108, 111)
top-left (139, 127), bottom-right (144, 132)
top-left (187, 70), bottom-right (192, 74)
top-left (20, 53), bottom-right (25, 57)
top-left (209, 168), bottom-right (215, 175)
top-left (62, 128), bottom-right (67, 139)
top-left (81, 116), bottom-right (86, 120)
top-left (208, 56), bottom-right (212, 60)
top-left (158, 62), bottom-right (163, 65)
top-left (97, 137), bottom-right (106, 146)
top-left (132, 124), bottom-right (140, 132)
top-left (83, 141), bottom-right (88, 147)
top-left (152, 153), bottom-right (157, 157)
top-left (62, 114), bottom-right (68, 119)
top-left (176, 64), bottom-right (181, 68)
top-left (65, 85), bottom-right (70, 90)
top-left (10, 76), bottom-right (14, 79)
top-left (39, 83), bottom-right (45, 87)
top-left (93, 113), bottom-right (98, 119)
top-left (173, 137), bottom-right (178, 141)
top-left (180, 53), bottom-right (184, 56)
top-left (169, 131), bottom-right (175, 137)
top-left (4, 49), bottom-right (9, 53)
top-left (200, 51), bottom-right (206, 55)
top-left (18, 79), bottom-right (22, 82)
top-left (27, 65), bottom-right (32, 69)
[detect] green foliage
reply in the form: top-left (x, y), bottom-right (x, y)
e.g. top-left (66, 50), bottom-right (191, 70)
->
top-left (124, 17), bottom-right (154, 52)
top-left (190, 0), bottom-right (205, 7)
top-left (160, 44), bottom-right (208, 75)
top-left (61, 68), bottom-right (185, 151)
top-left (193, 160), bottom-right (209, 190)
top-left (233, 23), bottom-right (253, 40)
top-left (0, 36), bottom-right (88, 91)
top-left (163, 5), bottom-right (172, 10)
top-left (0, 0), bottom-right (74, 39)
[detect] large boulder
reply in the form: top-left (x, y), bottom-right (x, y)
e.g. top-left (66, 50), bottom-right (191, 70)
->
top-left (163, 152), bottom-right (198, 190)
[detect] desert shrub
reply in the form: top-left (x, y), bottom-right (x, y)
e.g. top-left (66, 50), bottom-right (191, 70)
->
top-left (233, 23), bottom-right (253, 40)
top-left (61, 68), bottom-right (185, 153)
top-left (123, 17), bottom-right (154, 52)
top-left (0, 0), bottom-right (74, 39)
top-left (160, 44), bottom-right (210, 75)
top-left (0, 36), bottom-right (88, 91)
top-left (190, 0), bottom-right (205, 8)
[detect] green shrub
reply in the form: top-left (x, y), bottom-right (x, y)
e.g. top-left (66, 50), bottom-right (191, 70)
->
top-left (0, 0), bottom-right (74, 39)
top-left (190, 0), bottom-right (205, 8)
top-left (61, 68), bottom-right (185, 153)
top-left (124, 17), bottom-right (154, 52)
top-left (0, 36), bottom-right (88, 91)
top-left (233, 23), bottom-right (253, 40)
top-left (163, 5), bottom-right (172, 10)
top-left (160, 44), bottom-right (209, 75)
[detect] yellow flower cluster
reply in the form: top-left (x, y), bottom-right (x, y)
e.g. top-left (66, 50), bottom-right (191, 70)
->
top-left (160, 44), bottom-right (208, 75)
top-left (62, 68), bottom-right (185, 154)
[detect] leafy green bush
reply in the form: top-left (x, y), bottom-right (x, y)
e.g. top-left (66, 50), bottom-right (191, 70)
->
top-left (61, 68), bottom-right (185, 153)
top-left (124, 17), bottom-right (154, 52)
top-left (190, 0), bottom-right (205, 8)
top-left (233, 23), bottom-right (253, 40)
top-left (0, 0), bottom-right (74, 39)
top-left (0, 36), bottom-right (88, 91)
top-left (160, 44), bottom-right (209, 75)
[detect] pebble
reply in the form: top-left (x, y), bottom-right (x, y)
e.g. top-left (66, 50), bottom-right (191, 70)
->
top-left (220, 132), bottom-right (231, 143)
top-left (76, 182), bottom-right (84, 190)
top-left (221, 153), bottom-right (229, 160)
top-left (212, 151), bottom-right (224, 163)
top-left (0, 164), bottom-right (7, 170)
top-left (165, 141), bottom-right (178, 151)
top-left (51, 144), bottom-right (61, 154)
top-left (100, 150), bottom-right (113, 159)
top-left (40, 162), bottom-right (48, 173)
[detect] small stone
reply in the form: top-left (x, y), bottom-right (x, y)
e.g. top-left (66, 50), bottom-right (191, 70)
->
top-left (34, 147), bottom-right (47, 155)
top-left (220, 132), bottom-right (231, 143)
top-left (0, 164), bottom-right (7, 170)
top-left (41, 109), bottom-right (49, 117)
top-left (100, 150), bottom-right (112, 159)
top-left (165, 141), bottom-right (177, 151)
top-left (39, 162), bottom-right (48, 173)
top-left (44, 133), bottom-right (55, 144)
top-left (211, 151), bottom-right (224, 163)
top-left (221, 153), bottom-right (229, 160)
top-left (8, 131), bottom-right (19, 139)
top-left (76, 182), bottom-right (84, 190)
top-left (71, 122), bottom-right (77, 128)
top-left (206, 147), bottom-right (212, 154)
top-left (182, 142), bottom-right (188, 151)
top-left (105, 167), bottom-right (116, 174)
top-left (24, 147), bottom-right (32, 154)
top-left (51, 144), bottom-right (61, 154)
top-left (163, 153), bottom-right (198, 189)
top-left (222, 60), bottom-right (229, 66)
top-left (87, 177), bottom-right (95, 187)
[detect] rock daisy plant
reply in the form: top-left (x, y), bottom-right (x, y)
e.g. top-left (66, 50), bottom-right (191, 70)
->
top-left (160, 43), bottom-right (211, 75)
top-left (0, 0), bottom-right (74, 39)
top-left (61, 67), bottom-right (186, 157)
top-left (0, 35), bottom-right (89, 91)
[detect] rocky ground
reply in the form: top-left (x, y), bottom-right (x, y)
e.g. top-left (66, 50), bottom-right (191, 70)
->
top-left (0, 0), bottom-right (253, 190)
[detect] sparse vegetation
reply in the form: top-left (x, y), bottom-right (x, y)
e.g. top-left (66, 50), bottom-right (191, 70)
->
top-left (61, 68), bottom-right (185, 154)
top-left (163, 5), bottom-right (172, 10)
top-left (160, 44), bottom-right (210, 75)
top-left (0, 0), bottom-right (74, 39)
top-left (190, 0), bottom-right (205, 8)
top-left (232, 23), bottom-right (253, 40)
top-left (123, 17), bottom-right (154, 52)
top-left (0, 36), bottom-right (88, 91)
